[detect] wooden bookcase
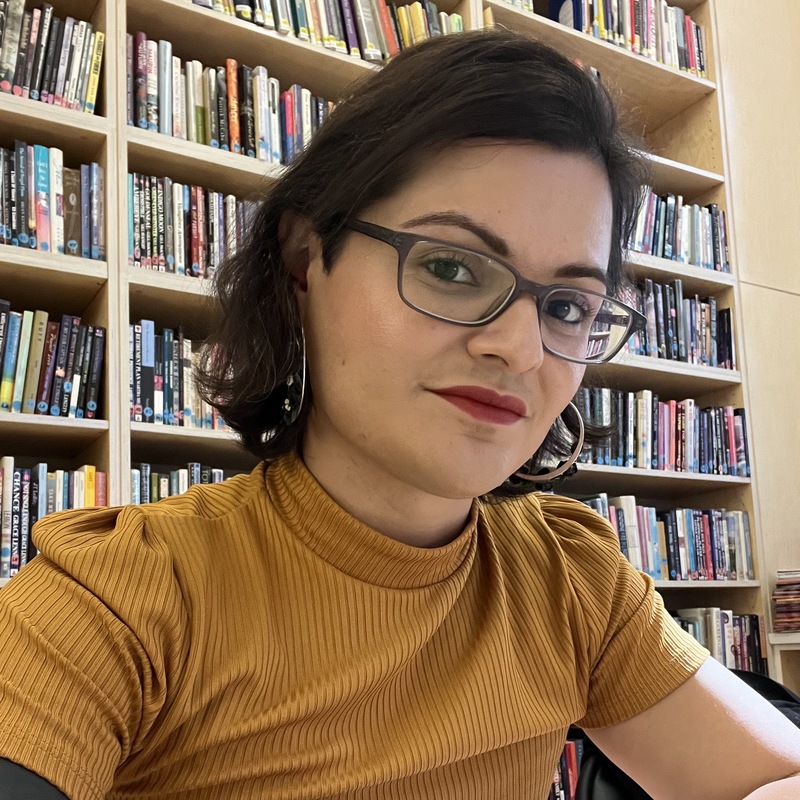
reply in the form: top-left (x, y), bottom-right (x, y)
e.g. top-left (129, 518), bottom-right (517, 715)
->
top-left (0, 0), bottom-right (774, 673)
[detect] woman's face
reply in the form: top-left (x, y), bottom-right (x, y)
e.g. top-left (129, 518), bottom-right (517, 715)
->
top-left (296, 141), bottom-right (614, 500)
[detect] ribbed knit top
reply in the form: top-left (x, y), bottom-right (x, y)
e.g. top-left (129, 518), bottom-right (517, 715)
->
top-left (0, 453), bottom-right (708, 800)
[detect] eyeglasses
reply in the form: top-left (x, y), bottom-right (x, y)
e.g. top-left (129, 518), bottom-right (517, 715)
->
top-left (345, 219), bottom-right (645, 365)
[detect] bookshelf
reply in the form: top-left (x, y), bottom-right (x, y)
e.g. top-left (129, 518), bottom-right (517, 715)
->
top-left (0, 0), bottom-right (774, 676)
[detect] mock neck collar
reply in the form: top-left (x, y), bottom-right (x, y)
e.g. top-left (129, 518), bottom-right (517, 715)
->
top-left (265, 452), bottom-right (478, 589)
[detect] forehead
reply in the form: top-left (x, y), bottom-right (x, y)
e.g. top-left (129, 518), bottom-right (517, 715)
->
top-left (373, 141), bottom-right (614, 277)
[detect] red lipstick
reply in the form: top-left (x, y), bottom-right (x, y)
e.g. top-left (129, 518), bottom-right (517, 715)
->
top-left (430, 386), bottom-right (527, 426)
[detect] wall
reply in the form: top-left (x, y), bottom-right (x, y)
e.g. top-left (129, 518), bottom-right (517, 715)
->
top-left (713, 0), bottom-right (800, 599)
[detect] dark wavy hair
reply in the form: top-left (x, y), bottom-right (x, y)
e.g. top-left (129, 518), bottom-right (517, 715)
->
top-left (197, 27), bottom-right (649, 496)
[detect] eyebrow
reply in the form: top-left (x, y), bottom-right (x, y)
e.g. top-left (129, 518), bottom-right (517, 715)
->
top-left (402, 210), bottom-right (609, 288)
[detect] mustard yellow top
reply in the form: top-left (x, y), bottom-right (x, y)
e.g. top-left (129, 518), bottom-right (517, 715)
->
top-left (0, 453), bottom-right (708, 799)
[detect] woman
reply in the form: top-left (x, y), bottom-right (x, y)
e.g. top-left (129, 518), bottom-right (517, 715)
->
top-left (0, 28), bottom-right (799, 800)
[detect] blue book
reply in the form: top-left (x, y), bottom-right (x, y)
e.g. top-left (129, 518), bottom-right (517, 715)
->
top-left (33, 144), bottom-right (50, 252)
top-left (80, 164), bottom-right (91, 258)
top-left (0, 312), bottom-right (22, 411)
top-left (140, 319), bottom-right (155, 422)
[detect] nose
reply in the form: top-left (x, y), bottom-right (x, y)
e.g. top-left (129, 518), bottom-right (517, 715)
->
top-left (464, 294), bottom-right (546, 373)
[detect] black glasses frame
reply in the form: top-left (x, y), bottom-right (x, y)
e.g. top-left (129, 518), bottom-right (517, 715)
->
top-left (345, 219), bottom-right (646, 365)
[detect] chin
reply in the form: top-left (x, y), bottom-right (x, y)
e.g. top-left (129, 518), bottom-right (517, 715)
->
top-left (410, 456), bottom-right (522, 500)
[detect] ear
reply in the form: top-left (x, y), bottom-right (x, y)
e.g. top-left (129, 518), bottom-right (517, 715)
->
top-left (278, 210), bottom-right (321, 294)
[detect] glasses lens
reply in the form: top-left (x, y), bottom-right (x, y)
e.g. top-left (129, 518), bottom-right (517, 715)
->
top-left (540, 288), bottom-right (632, 363)
top-left (400, 241), bottom-right (516, 322)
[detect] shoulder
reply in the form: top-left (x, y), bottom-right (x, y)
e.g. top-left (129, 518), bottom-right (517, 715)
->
top-left (482, 491), bottom-right (622, 575)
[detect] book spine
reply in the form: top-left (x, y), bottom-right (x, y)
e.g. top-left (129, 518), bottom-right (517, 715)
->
top-left (48, 314), bottom-right (74, 415)
top-left (0, 0), bottom-right (23, 90)
top-left (57, 316), bottom-right (81, 416)
top-left (39, 14), bottom-right (61, 104)
top-left (48, 147), bottom-right (64, 254)
top-left (66, 323), bottom-right (87, 417)
top-left (75, 323), bottom-right (93, 417)
top-left (33, 143), bottom-right (50, 252)
top-left (90, 162), bottom-right (104, 260)
top-left (338, 0), bottom-right (361, 56)
top-left (10, 310), bottom-right (33, 412)
top-left (0, 311), bottom-right (21, 411)
top-left (268, 77), bottom-right (282, 164)
top-left (134, 31), bottom-right (148, 128)
top-left (157, 39), bottom-right (172, 136)
top-left (35, 321), bottom-right (59, 413)
top-left (239, 64), bottom-right (255, 157)
top-left (52, 15), bottom-right (74, 106)
top-left (19, 7), bottom-right (40, 98)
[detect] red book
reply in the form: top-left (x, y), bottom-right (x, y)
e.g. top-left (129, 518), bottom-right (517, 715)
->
top-left (374, 0), bottom-right (399, 57)
top-left (225, 59), bottom-right (241, 154)
top-left (190, 185), bottom-right (199, 278)
top-left (701, 512), bottom-right (714, 579)
top-left (196, 185), bottom-right (206, 279)
top-left (95, 471), bottom-right (107, 506)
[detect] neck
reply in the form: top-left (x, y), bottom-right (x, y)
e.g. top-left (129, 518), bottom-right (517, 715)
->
top-left (300, 423), bottom-right (473, 549)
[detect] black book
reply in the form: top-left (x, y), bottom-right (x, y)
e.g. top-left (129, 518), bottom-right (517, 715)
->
top-left (239, 64), bottom-right (255, 158)
top-left (20, 7), bottom-right (40, 96)
top-left (75, 323), bottom-right (94, 417)
top-left (11, 9), bottom-right (31, 92)
top-left (40, 14), bottom-right (62, 103)
top-left (654, 282), bottom-right (667, 359)
top-left (61, 325), bottom-right (88, 417)
top-left (615, 506), bottom-right (628, 561)
top-left (215, 65), bottom-right (229, 151)
top-left (139, 462), bottom-right (151, 504)
top-left (29, 3), bottom-right (53, 100)
top-left (0, 298), bottom-right (10, 382)
top-left (49, 314), bottom-right (75, 415)
top-left (660, 510), bottom-right (680, 580)
top-left (650, 392), bottom-right (659, 470)
top-left (672, 278), bottom-right (685, 361)
top-left (83, 325), bottom-right (104, 419)
top-left (14, 139), bottom-right (28, 247)
top-left (58, 317), bottom-right (83, 416)
top-left (665, 283), bottom-right (677, 360)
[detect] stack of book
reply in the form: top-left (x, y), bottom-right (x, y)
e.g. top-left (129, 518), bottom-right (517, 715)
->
top-left (128, 172), bottom-right (257, 277)
top-left (0, 2), bottom-right (105, 113)
top-left (618, 278), bottom-right (736, 370)
top-left (544, 0), bottom-right (706, 76)
top-left (191, 0), bottom-right (463, 61)
top-left (549, 740), bottom-right (584, 800)
top-left (126, 36), bottom-right (334, 165)
top-left (130, 320), bottom-right (230, 430)
top-left (629, 189), bottom-right (730, 273)
top-left (0, 141), bottom-right (105, 258)
top-left (0, 457), bottom-right (108, 579)
top-left (132, 462), bottom-right (240, 504)
top-left (574, 387), bottom-right (750, 476)
top-left (578, 493), bottom-right (755, 583)
top-left (673, 607), bottom-right (768, 675)
top-left (0, 302), bottom-right (105, 419)
top-left (772, 570), bottom-right (800, 633)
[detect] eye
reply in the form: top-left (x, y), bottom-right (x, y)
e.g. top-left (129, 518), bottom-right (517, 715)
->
top-left (422, 252), bottom-right (477, 285)
top-left (544, 294), bottom-right (593, 324)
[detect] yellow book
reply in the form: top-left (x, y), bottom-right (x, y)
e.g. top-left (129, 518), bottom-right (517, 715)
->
top-left (483, 6), bottom-right (495, 27)
top-left (83, 31), bottom-right (105, 115)
top-left (408, 1), bottom-right (428, 43)
top-left (396, 4), bottom-right (413, 48)
top-left (597, 0), bottom-right (607, 40)
top-left (79, 464), bottom-right (96, 507)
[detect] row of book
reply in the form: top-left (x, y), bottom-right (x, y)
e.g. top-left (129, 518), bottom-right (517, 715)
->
top-left (620, 279), bottom-right (736, 369)
top-left (629, 190), bottom-right (730, 273)
top-left (548, 740), bottom-right (584, 800)
top-left (0, 2), bottom-right (104, 113)
top-left (191, 0), bottom-right (462, 62)
top-left (673, 608), bottom-right (768, 675)
top-left (0, 457), bottom-right (108, 578)
top-left (130, 321), bottom-right (230, 430)
top-left (771, 570), bottom-right (800, 634)
top-left (0, 302), bottom-right (105, 419)
top-left (126, 36), bottom-right (335, 166)
top-left (579, 493), bottom-right (755, 582)
top-left (127, 172), bottom-right (256, 278)
top-left (0, 141), bottom-right (106, 258)
top-left (574, 387), bottom-right (750, 477)
top-left (546, 0), bottom-right (706, 77)
top-left (131, 462), bottom-right (240, 504)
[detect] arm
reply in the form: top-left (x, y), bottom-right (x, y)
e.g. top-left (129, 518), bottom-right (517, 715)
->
top-left (0, 758), bottom-right (70, 799)
top-left (586, 657), bottom-right (800, 800)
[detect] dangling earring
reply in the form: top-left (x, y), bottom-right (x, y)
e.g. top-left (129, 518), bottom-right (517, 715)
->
top-left (513, 401), bottom-right (585, 486)
top-left (262, 327), bottom-right (307, 443)
top-left (282, 326), bottom-right (307, 426)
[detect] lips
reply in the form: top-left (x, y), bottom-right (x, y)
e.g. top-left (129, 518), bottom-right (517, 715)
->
top-left (430, 385), bottom-right (528, 425)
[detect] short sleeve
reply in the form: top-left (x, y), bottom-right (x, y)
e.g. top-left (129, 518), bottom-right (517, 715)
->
top-left (539, 496), bottom-right (709, 731)
top-left (0, 505), bottom-right (187, 800)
